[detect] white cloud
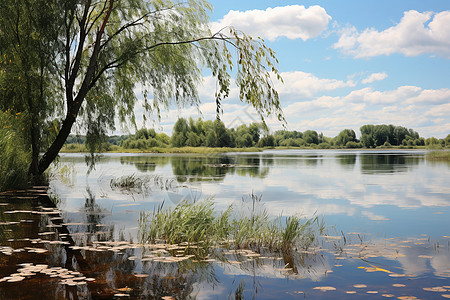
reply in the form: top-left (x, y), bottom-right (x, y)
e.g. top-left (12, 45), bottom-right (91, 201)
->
top-left (425, 103), bottom-right (450, 117)
top-left (211, 5), bottom-right (331, 41)
top-left (362, 72), bottom-right (388, 84)
top-left (334, 10), bottom-right (450, 58)
top-left (126, 72), bottom-right (450, 139)
top-left (343, 86), bottom-right (423, 105)
top-left (406, 88), bottom-right (450, 105)
top-left (278, 84), bottom-right (450, 138)
top-left (275, 71), bottom-right (355, 99)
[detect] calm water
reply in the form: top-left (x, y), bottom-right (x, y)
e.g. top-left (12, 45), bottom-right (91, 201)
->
top-left (1, 150), bottom-right (449, 299)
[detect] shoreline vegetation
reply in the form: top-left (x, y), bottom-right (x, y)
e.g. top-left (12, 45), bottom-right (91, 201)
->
top-left (425, 150), bottom-right (450, 161)
top-left (61, 144), bottom-right (433, 154)
top-left (60, 144), bottom-right (450, 163)
top-left (61, 118), bottom-right (449, 154)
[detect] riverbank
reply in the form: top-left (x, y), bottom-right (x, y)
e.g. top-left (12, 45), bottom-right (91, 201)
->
top-left (60, 144), bottom-right (433, 154)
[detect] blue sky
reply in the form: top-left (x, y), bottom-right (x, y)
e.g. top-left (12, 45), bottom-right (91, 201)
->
top-left (153, 0), bottom-right (450, 138)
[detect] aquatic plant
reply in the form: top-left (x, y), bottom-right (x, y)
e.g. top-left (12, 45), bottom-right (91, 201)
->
top-left (426, 150), bottom-right (450, 161)
top-left (110, 174), bottom-right (176, 195)
top-left (138, 194), bottom-right (321, 257)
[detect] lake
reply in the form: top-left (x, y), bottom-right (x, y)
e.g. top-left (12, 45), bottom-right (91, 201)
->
top-left (1, 150), bottom-right (449, 299)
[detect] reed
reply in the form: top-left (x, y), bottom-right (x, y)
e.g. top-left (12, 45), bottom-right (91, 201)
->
top-left (138, 194), bottom-right (321, 257)
top-left (426, 150), bottom-right (450, 161)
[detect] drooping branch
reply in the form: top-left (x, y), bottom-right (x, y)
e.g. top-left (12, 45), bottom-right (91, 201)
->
top-left (34, 1), bottom-right (283, 177)
top-left (38, 0), bottom-right (116, 175)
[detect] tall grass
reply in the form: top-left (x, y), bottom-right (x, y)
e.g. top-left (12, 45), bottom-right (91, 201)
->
top-left (0, 110), bottom-right (30, 191)
top-left (426, 150), bottom-right (450, 161)
top-left (139, 194), bottom-right (322, 257)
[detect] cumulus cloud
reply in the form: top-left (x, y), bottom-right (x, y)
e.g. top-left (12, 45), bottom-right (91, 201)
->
top-left (362, 72), bottom-right (388, 84)
top-left (275, 71), bottom-right (355, 99)
top-left (199, 71), bottom-right (355, 103)
top-left (343, 86), bottom-right (423, 105)
top-left (129, 71), bottom-right (449, 139)
top-left (279, 84), bottom-right (450, 138)
top-left (334, 10), bottom-right (450, 58)
top-left (211, 5), bottom-right (331, 41)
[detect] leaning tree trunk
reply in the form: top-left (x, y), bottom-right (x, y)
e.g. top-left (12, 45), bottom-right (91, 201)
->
top-left (35, 0), bottom-right (114, 176)
top-left (36, 110), bottom-right (78, 175)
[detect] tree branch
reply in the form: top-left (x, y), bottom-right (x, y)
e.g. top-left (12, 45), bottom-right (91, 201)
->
top-left (67, 0), bottom-right (92, 108)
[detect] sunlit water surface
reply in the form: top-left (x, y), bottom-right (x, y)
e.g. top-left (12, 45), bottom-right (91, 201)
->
top-left (1, 150), bottom-right (449, 299)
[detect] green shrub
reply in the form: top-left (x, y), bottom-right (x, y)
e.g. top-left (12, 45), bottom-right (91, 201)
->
top-left (345, 141), bottom-right (361, 148)
top-left (318, 142), bottom-right (331, 149)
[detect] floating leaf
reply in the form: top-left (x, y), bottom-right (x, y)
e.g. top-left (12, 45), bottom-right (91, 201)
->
top-left (320, 236), bottom-right (341, 240)
top-left (389, 273), bottom-right (406, 277)
top-left (353, 284), bottom-right (367, 288)
top-left (7, 276), bottom-right (25, 282)
top-left (392, 284), bottom-right (406, 288)
top-left (313, 286), bottom-right (336, 291)
top-left (423, 287), bottom-right (447, 292)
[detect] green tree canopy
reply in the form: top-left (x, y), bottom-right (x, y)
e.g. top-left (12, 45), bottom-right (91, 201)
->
top-left (0, 0), bottom-right (284, 183)
top-left (303, 130), bottom-right (319, 145)
top-left (360, 124), bottom-right (420, 148)
top-left (335, 129), bottom-right (357, 147)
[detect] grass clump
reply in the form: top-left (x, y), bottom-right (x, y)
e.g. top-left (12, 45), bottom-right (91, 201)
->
top-left (426, 150), bottom-right (450, 161)
top-left (139, 194), bottom-right (322, 257)
top-left (110, 174), bottom-right (176, 195)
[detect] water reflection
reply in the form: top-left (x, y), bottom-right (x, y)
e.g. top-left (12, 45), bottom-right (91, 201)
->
top-left (1, 187), bottom-right (450, 299)
top-left (336, 154), bottom-right (357, 168)
top-left (360, 153), bottom-right (421, 174)
top-left (170, 155), bottom-right (270, 183)
top-left (120, 156), bottom-right (170, 173)
top-left (2, 150), bottom-right (449, 299)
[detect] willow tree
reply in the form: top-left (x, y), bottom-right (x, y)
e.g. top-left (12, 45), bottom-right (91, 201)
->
top-left (0, 0), bottom-right (283, 182)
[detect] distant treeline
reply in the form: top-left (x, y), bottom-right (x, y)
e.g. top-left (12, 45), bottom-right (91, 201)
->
top-left (65, 117), bottom-right (450, 150)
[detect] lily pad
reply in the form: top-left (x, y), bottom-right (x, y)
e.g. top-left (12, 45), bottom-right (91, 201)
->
top-left (313, 286), bottom-right (336, 291)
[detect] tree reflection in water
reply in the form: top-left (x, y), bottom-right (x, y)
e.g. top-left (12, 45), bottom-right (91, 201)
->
top-left (0, 187), bottom-right (333, 299)
top-left (2, 182), bottom-right (449, 299)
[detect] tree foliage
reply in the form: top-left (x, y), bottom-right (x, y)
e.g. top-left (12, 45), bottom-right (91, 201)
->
top-left (360, 124), bottom-right (420, 148)
top-left (0, 0), bottom-right (285, 184)
top-left (335, 129), bottom-right (357, 147)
